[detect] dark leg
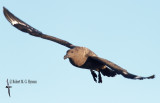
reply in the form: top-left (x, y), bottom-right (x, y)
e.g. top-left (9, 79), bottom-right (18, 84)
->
top-left (90, 70), bottom-right (97, 83)
top-left (98, 71), bottom-right (102, 83)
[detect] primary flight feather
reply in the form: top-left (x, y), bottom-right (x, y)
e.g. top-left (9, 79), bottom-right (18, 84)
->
top-left (3, 7), bottom-right (155, 83)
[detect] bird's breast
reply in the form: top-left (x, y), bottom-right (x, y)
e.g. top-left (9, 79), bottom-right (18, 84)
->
top-left (69, 57), bottom-right (87, 67)
top-left (69, 57), bottom-right (104, 70)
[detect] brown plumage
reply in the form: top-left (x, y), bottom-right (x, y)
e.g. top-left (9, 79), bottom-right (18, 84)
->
top-left (3, 7), bottom-right (155, 83)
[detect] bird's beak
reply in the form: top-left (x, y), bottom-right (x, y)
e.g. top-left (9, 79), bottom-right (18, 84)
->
top-left (64, 54), bottom-right (69, 60)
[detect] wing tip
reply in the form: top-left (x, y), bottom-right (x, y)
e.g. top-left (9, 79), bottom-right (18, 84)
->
top-left (147, 74), bottom-right (155, 79)
top-left (3, 7), bottom-right (15, 25)
top-left (134, 74), bottom-right (155, 80)
top-left (3, 6), bottom-right (9, 15)
top-left (3, 6), bottom-right (6, 11)
top-left (3, 6), bottom-right (7, 16)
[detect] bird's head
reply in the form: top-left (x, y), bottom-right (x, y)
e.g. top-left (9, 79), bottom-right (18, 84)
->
top-left (64, 47), bottom-right (91, 60)
top-left (64, 49), bottom-right (76, 60)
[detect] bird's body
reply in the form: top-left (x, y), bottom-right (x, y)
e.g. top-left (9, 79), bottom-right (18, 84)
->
top-left (66, 47), bottom-right (97, 69)
top-left (6, 86), bottom-right (12, 88)
top-left (66, 47), bottom-right (106, 71)
top-left (3, 7), bottom-right (155, 83)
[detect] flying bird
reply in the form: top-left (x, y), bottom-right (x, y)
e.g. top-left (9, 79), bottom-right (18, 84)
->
top-left (6, 79), bottom-right (12, 97)
top-left (3, 7), bottom-right (155, 83)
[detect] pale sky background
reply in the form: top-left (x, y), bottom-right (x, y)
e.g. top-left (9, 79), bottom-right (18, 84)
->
top-left (0, 0), bottom-right (160, 103)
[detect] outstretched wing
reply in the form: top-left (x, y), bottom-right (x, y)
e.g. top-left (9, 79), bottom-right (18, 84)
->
top-left (7, 79), bottom-right (9, 86)
top-left (90, 56), bottom-right (155, 80)
top-left (8, 88), bottom-right (11, 97)
top-left (3, 7), bottom-right (76, 49)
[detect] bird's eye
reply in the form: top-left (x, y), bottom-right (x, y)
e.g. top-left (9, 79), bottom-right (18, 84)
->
top-left (71, 51), bottom-right (74, 53)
